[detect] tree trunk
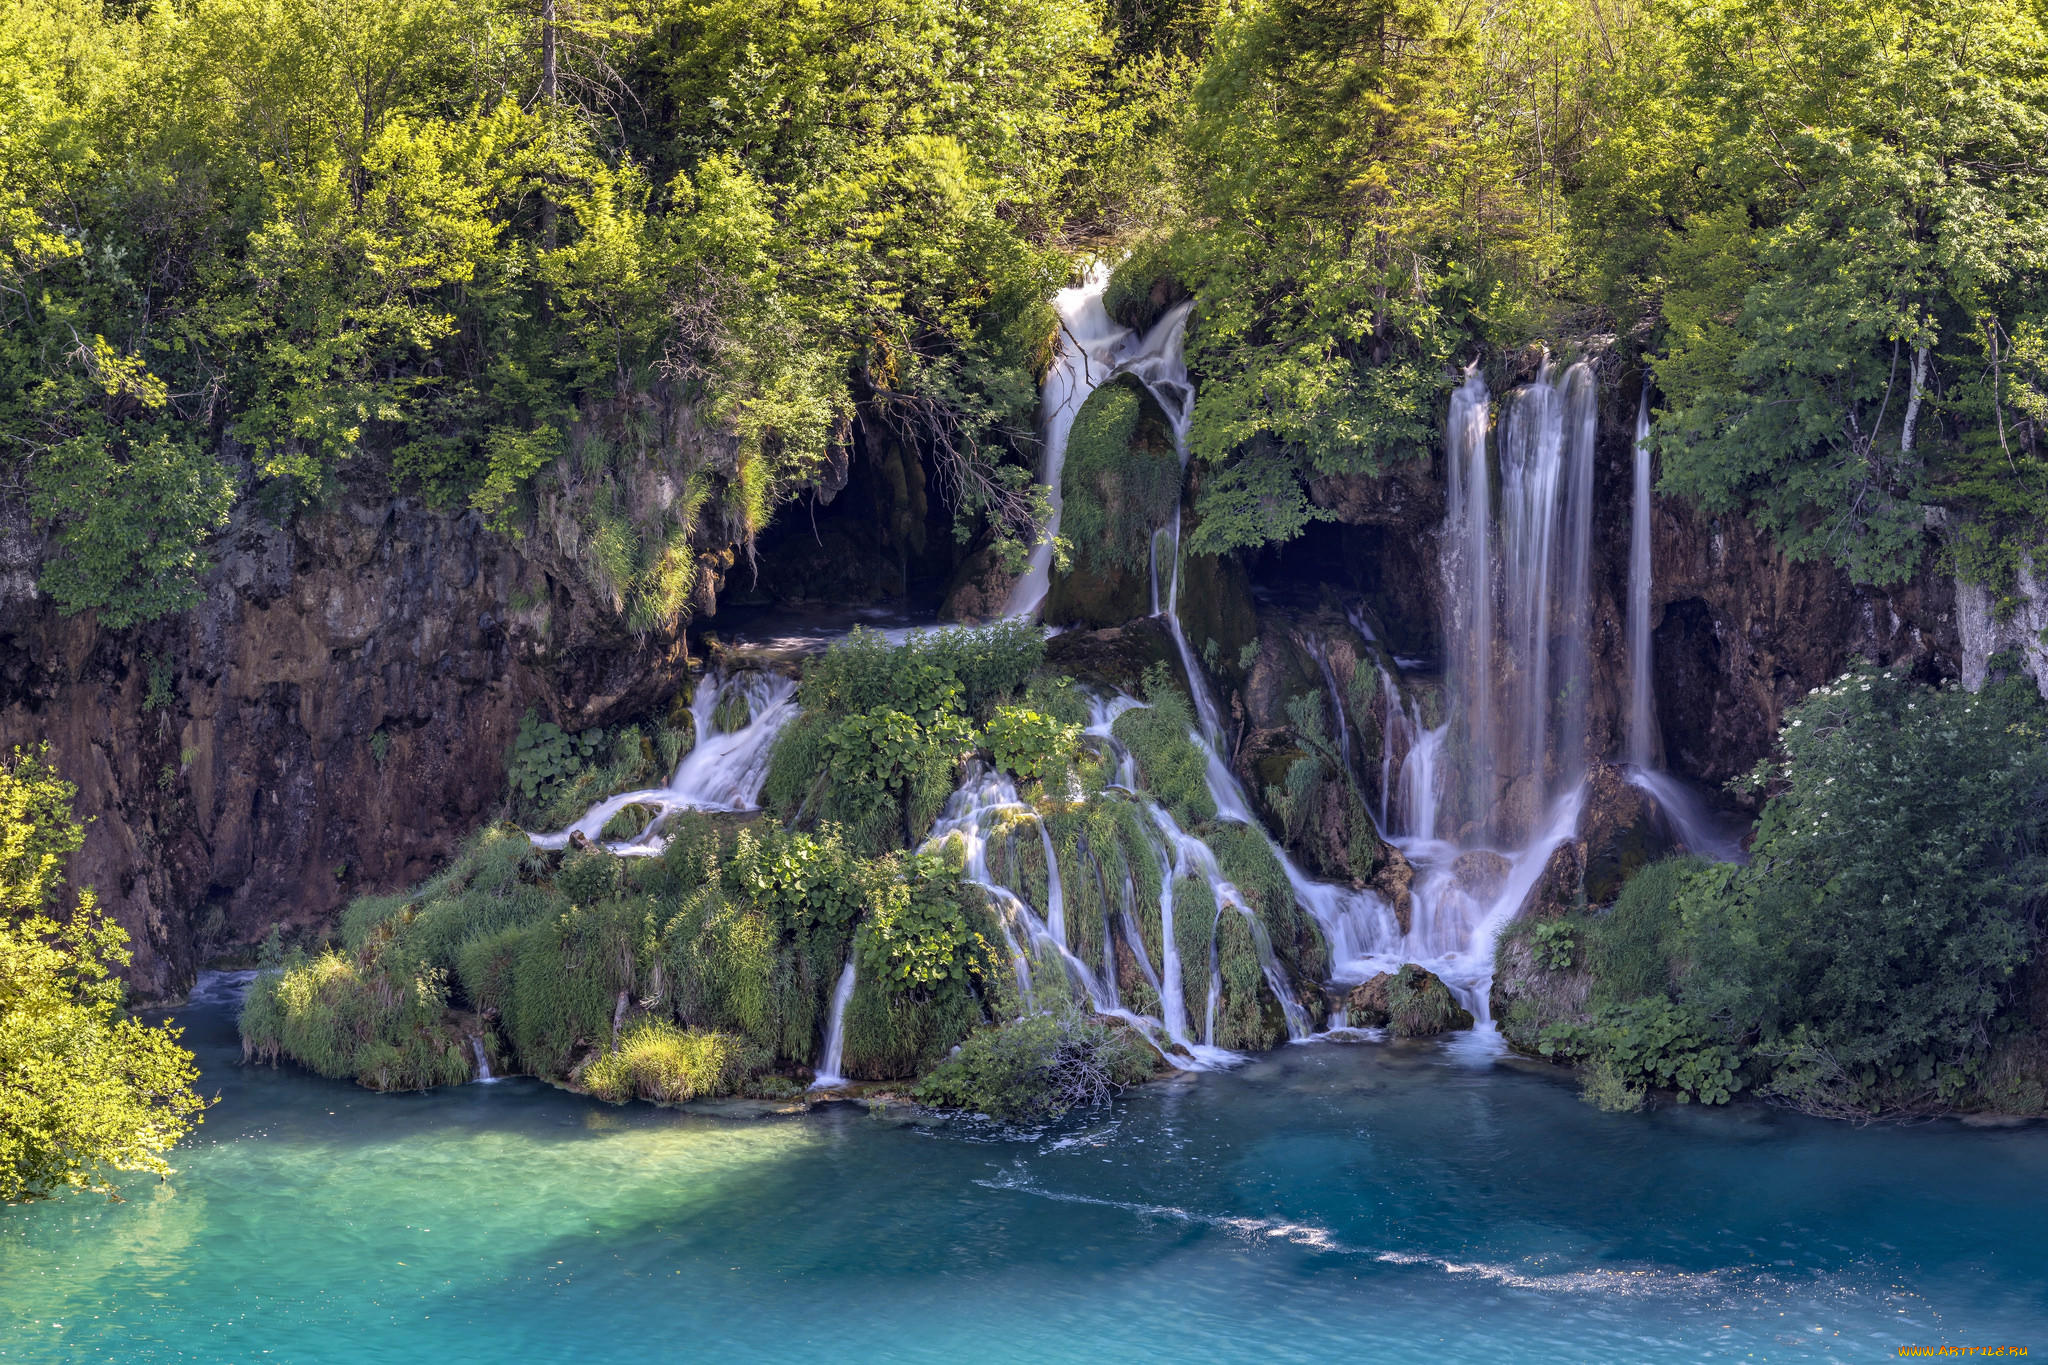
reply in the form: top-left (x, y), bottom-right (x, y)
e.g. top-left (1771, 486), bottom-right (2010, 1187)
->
top-left (541, 0), bottom-right (559, 250)
top-left (1900, 344), bottom-right (1930, 457)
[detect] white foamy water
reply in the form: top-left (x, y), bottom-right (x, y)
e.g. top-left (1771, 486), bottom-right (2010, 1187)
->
top-left (528, 671), bottom-right (798, 855)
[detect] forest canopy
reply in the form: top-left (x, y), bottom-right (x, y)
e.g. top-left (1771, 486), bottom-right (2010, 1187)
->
top-left (2, 0), bottom-right (2044, 628)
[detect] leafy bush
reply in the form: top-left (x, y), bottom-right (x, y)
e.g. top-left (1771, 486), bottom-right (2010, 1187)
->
top-left (1530, 919), bottom-right (1577, 972)
top-left (1540, 999), bottom-right (1745, 1109)
top-left (916, 1009), bottom-right (1156, 1121)
top-left (798, 624), bottom-right (1042, 722)
top-left (1679, 667), bottom-right (2048, 1112)
top-left (984, 706), bottom-right (1080, 783)
top-left (769, 626), bottom-right (1044, 852)
top-left (507, 714), bottom-right (680, 829)
top-left (583, 1021), bottom-right (761, 1103)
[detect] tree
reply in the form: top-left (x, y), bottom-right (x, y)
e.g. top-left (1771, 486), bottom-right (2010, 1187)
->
top-left (1578, 0), bottom-right (2048, 585)
top-left (1165, 0), bottom-right (1539, 553)
top-left (0, 747), bottom-right (207, 1202)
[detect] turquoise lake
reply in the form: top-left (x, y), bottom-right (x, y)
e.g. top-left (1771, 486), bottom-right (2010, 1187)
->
top-left (5, 976), bottom-right (2045, 1363)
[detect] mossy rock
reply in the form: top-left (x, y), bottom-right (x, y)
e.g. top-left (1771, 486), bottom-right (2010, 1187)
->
top-left (1344, 965), bottom-right (1473, 1036)
top-left (1048, 376), bottom-right (1181, 629)
top-left (1043, 618), bottom-right (1176, 695)
top-left (1103, 240), bottom-right (1186, 333)
top-left (600, 804), bottom-right (656, 842)
top-left (1045, 559), bottom-right (1151, 630)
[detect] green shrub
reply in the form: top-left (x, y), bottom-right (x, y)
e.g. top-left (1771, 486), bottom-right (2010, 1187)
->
top-left (1540, 998), bottom-right (1745, 1107)
top-left (769, 626), bottom-right (1036, 851)
top-left (916, 1009), bottom-right (1156, 1121)
top-left (583, 1021), bottom-right (759, 1103)
top-left (798, 623), bottom-right (1042, 721)
top-left (1530, 919), bottom-right (1577, 972)
top-left (984, 706), bottom-right (1080, 784)
top-left (240, 951), bottom-right (471, 1091)
top-left (1675, 667), bottom-right (2048, 1113)
top-left (1587, 855), bottom-right (1702, 1003)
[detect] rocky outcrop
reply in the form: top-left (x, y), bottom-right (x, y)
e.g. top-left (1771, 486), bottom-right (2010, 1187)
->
top-left (0, 487), bottom-right (695, 1002)
top-left (1338, 964), bottom-right (1473, 1035)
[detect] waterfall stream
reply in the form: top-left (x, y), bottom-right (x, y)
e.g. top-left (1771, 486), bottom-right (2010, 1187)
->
top-left (1627, 385), bottom-right (1656, 768)
top-left (528, 671), bottom-right (799, 855)
top-left (810, 961), bottom-right (858, 1090)
top-left (1619, 383), bottom-right (1748, 861)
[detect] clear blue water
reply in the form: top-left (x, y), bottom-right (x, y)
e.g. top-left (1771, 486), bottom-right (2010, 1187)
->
top-left (6, 979), bottom-right (2045, 1364)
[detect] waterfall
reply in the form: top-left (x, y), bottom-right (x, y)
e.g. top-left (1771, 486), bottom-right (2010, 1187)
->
top-left (1305, 635), bottom-right (1352, 777)
top-left (1492, 360), bottom-right (1598, 830)
top-left (1352, 357), bottom-right (1605, 1020)
top-left (1440, 367), bottom-right (1496, 838)
top-left (1009, 271), bottom-right (1146, 618)
top-left (469, 1035), bottom-right (496, 1083)
top-left (528, 671), bottom-right (798, 855)
top-left (1616, 383), bottom-right (1749, 861)
top-left (1626, 385), bottom-right (1656, 767)
top-left (809, 960), bottom-right (858, 1090)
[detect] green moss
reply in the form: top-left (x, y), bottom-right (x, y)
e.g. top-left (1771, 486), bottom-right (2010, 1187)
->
top-left (916, 1009), bottom-right (1157, 1120)
top-left (1206, 821), bottom-right (1327, 985)
top-left (1387, 964), bottom-right (1473, 1036)
top-left (1112, 668), bottom-right (1215, 826)
top-left (1212, 908), bottom-right (1282, 1051)
top-left (1171, 875), bottom-right (1218, 1030)
top-left (240, 951), bottom-right (471, 1092)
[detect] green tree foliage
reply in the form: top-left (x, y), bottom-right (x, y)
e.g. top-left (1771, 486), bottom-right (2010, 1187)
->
top-left (0, 0), bottom-right (1177, 628)
top-left (1159, 0), bottom-right (1540, 553)
top-left (0, 747), bottom-right (206, 1202)
top-left (1527, 666), bottom-right (2048, 1115)
top-left (1577, 0), bottom-right (2048, 584)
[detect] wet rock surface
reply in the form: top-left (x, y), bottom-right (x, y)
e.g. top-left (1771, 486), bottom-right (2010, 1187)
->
top-left (0, 488), bottom-right (693, 1001)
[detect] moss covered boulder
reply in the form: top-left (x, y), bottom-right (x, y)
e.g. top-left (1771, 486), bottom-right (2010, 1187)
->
top-left (1341, 964), bottom-right (1474, 1036)
top-left (1046, 376), bottom-right (1182, 629)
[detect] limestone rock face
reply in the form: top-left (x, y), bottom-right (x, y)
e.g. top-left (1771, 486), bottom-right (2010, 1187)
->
top-left (0, 488), bottom-right (694, 1002)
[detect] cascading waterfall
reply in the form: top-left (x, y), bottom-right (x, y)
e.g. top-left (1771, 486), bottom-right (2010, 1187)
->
top-left (919, 764), bottom-right (1239, 1069)
top-left (469, 1036), bottom-right (495, 1083)
top-left (1618, 383), bottom-right (1748, 862)
top-left (1007, 274), bottom-right (1196, 619)
top-left (528, 671), bottom-right (798, 855)
top-left (1362, 357), bottom-right (1603, 1019)
top-left (1626, 385), bottom-right (1656, 768)
top-left (809, 961), bottom-right (858, 1090)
